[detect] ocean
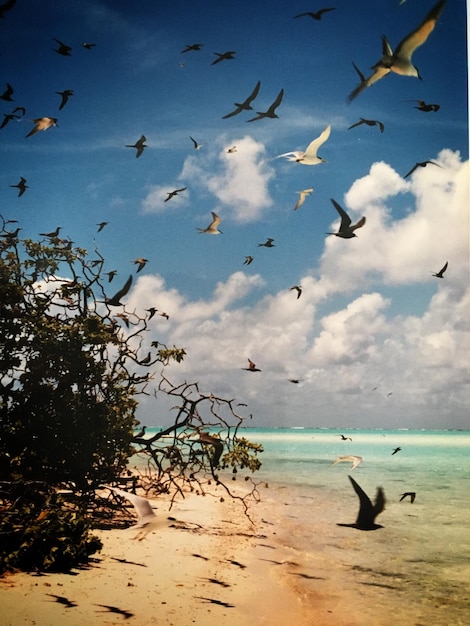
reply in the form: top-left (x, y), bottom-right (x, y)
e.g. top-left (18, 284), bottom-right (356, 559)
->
top-left (133, 428), bottom-right (470, 625)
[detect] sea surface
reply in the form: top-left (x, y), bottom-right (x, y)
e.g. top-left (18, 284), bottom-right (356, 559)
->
top-left (134, 428), bottom-right (470, 624)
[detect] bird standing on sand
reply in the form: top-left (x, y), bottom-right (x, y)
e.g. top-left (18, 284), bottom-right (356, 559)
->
top-left (25, 117), bottom-right (58, 138)
top-left (247, 88), bottom-right (284, 122)
top-left (222, 80), bottom-right (261, 119)
top-left (327, 199), bottom-right (366, 238)
top-left (331, 455), bottom-right (363, 470)
top-left (348, 118), bottom-right (384, 133)
top-left (276, 125), bottom-right (331, 165)
top-left (126, 135), bottom-right (147, 158)
top-left (197, 212), bottom-right (222, 234)
top-left (338, 475), bottom-right (385, 530)
top-left (10, 176), bottom-right (28, 197)
top-left (294, 188), bottom-right (314, 210)
top-left (432, 261), bottom-right (448, 278)
top-left (348, 0), bottom-right (447, 101)
top-left (242, 358), bottom-right (261, 372)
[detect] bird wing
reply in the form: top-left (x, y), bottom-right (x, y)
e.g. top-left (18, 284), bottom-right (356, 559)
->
top-left (373, 486), bottom-right (386, 517)
top-left (330, 199), bottom-right (352, 230)
top-left (243, 80), bottom-right (261, 105)
top-left (209, 212), bottom-right (221, 228)
top-left (222, 105), bottom-right (243, 119)
top-left (348, 476), bottom-right (375, 527)
top-left (303, 125), bottom-right (331, 158)
top-left (348, 66), bottom-right (390, 102)
top-left (266, 88), bottom-right (284, 114)
top-left (404, 163), bottom-right (419, 178)
top-left (351, 216), bottom-right (366, 232)
top-left (107, 275), bottom-right (132, 304)
top-left (108, 487), bottom-right (155, 522)
top-left (348, 120), bottom-right (364, 130)
top-left (394, 0), bottom-right (446, 62)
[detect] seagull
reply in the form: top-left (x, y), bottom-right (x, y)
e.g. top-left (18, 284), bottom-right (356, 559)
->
top-left (242, 358), bottom-right (261, 372)
top-left (258, 238), bottom-right (275, 247)
top-left (25, 117), bottom-right (58, 138)
top-left (0, 0), bottom-right (17, 20)
top-left (276, 125), bottom-right (331, 165)
top-left (211, 50), bottom-right (236, 65)
top-left (10, 176), bottom-right (28, 197)
top-left (125, 134), bottom-right (147, 158)
top-left (82, 42), bottom-right (96, 50)
top-left (338, 475), bottom-right (386, 531)
top-left (222, 80), bottom-right (261, 119)
top-left (289, 285), bottom-right (302, 299)
top-left (55, 89), bottom-right (74, 110)
top-left (331, 455), bottom-right (363, 471)
top-left (0, 82), bottom-right (13, 101)
top-left (406, 99), bottom-right (440, 112)
top-left (327, 199), bottom-right (366, 238)
top-left (246, 88), bottom-right (284, 122)
top-left (294, 8), bottom-right (336, 21)
top-left (243, 256), bottom-right (254, 265)
top-left (294, 188), bottom-right (314, 210)
top-left (400, 492), bottom-right (416, 503)
top-left (52, 38), bottom-right (72, 56)
top-left (105, 486), bottom-right (161, 540)
top-left (391, 447), bottom-right (401, 455)
top-left (181, 43), bottom-right (204, 53)
top-left (432, 261), bottom-right (448, 278)
top-left (96, 221), bottom-right (109, 232)
top-left (197, 211), bottom-right (222, 234)
top-left (404, 160), bottom-right (441, 178)
top-left (189, 136), bottom-right (204, 149)
top-left (105, 275), bottom-right (133, 306)
top-left (348, 0), bottom-right (447, 101)
top-left (133, 258), bottom-right (148, 272)
top-left (339, 434), bottom-right (352, 441)
top-left (348, 118), bottom-right (384, 133)
top-left (164, 187), bottom-right (187, 202)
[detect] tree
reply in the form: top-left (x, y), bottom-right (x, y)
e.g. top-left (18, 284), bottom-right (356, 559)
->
top-left (0, 217), bottom-right (262, 572)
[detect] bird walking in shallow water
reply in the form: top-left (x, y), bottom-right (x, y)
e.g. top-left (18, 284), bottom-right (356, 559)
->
top-left (327, 199), bottom-right (366, 238)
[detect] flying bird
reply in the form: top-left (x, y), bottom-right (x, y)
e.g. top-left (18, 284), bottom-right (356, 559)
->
top-left (55, 89), bottom-right (74, 110)
top-left (348, 0), bottom-right (447, 101)
top-left (105, 270), bottom-right (117, 282)
top-left (327, 199), bottom-right (366, 238)
top-left (222, 80), bottom-right (261, 119)
top-left (391, 447), bottom-right (402, 455)
top-left (243, 256), bottom-right (254, 265)
top-left (1, 111), bottom-right (20, 129)
top-left (258, 238), bottom-right (275, 247)
top-left (126, 134), bottom-right (147, 158)
top-left (0, 0), bottom-right (17, 19)
top-left (25, 117), bottom-right (58, 138)
top-left (52, 38), bottom-right (72, 56)
top-left (276, 125), bottom-right (331, 165)
top-left (339, 434), bottom-right (352, 441)
top-left (211, 50), bottom-right (236, 65)
top-left (432, 261), bottom-right (448, 278)
top-left (181, 43), bottom-right (204, 53)
top-left (348, 118), bottom-right (384, 133)
top-left (82, 42), bottom-right (96, 50)
top-left (331, 455), bottom-right (363, 471)
top-left (189, 136), bottom-right (204, 149)
top-left (338, 475), bottom-right (386, 531)
top-left (39, 227), bottom-right (61, 238)
top-left (10, 176), bottom-right (28, 197)
top-left (105, 275), bottom-right (133, 306)
top-left (294, 8), bottom-right (336, 20)
top-left (294, 188), bottom-right (314, 210)
top-left (0, 82), bottom-right (13, 101)
top-left (197, 211), bottom-right (222, 234)
top-left (400, 492), bottom-right (416, 503)
top-left (96, 221), bottom-right (108, 232)
top-left (242, 358), bottom-right (261, 372)
top-left (289, 285), bottom-right (302, 299)
top-left (105, 486), bottom-right (160, 540)
top-left (246, 88), bottom-right (284, 122)
top-left (227, 146), bottom-right (237, 153)
top-left (133, 257), bottom-right (148, 272)
top-left (406, 99), bottom-right (440, 112)
top-left (404, 160), bottom-right (441, 178)
top-left (164, 187), bottom-right (187, 202)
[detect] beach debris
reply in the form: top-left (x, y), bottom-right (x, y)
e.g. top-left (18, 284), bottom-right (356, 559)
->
top-left (338, 475), bottom-right (385, 531)
top-left (331, 455), bottom-right (363, 470)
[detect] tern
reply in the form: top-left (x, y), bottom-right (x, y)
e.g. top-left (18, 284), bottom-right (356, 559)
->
top-left (10, 176), bottom-right (28, 197)
top-left (1, 111), bottom-right (21, 129)
top-left (338, 476), bottom-right (386, 531)
top-left (276, 125), bottom-right (331, 165)
top-left (211, 50), bottom-right (236, 65)
top-left (40, 227), bottom-right (61, 238)
top-left (331, 455), bottom-right (363, 470)
top-left (190, 136), bottom-right (204, 149)
top-left (222, 80), bottom-right (261, 119)
top-left (106, 486), bottom-right (160, 540)
top-left (126, 134), bottom-right (147, 158)
top-left (105, 275), bottom-right (133, 306)
top-left (52, 38), bottom-right (72, 56)
top-left (55, 89), bottom-right (74, 110)
top-left (96, 221), bottom-right (108, 232)
top-left (327, 199), bottom-right (366, 238)
top-left (404, 160), bottom-right (441, 178)
top-left (289, 285), bottom-right (302, 299)
top-left (258, 238), bottom-right (275, 247)
top-left (247, 88), bottom-right (284, 122)
top-left (242, 358), bottom-right (261, 372)
top-left (391, 447), bottom-right (402, 455)
top-left (197, 211), bottom-right (222, 234)
top-left (348, 118), bottom-right (384, 133)
top-left (0, 82), bottom-right (13, 101)
top-left (294, 8), bottom-right (336, 21)
top-left (82, 42), bottom-right (96, 50)
top-left (406, 99), bottom-right (440, 112)
top-left (243, 256), bottom-right (254, 265)
top-left (294, 188), bottom-right (314, 210)
top-left (181, 43), bottom-right (204, 53)
top-left (164, 187), bottom-right (187, 201)
top-left (133, 257), bottom-right (148, 272)
top-left (25, 117), bottom-right (58, 138)
top-left (432, 261), bottom-right (448, 278)
top-left (348, 0), bottom-right (447, 101)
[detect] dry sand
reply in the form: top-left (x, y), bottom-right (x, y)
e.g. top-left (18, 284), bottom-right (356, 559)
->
top-left (0, 485), bottom-right (338, 626)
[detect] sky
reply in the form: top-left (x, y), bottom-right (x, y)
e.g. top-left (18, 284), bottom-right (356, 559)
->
top-left (1, 0), bottom-right (468, 429)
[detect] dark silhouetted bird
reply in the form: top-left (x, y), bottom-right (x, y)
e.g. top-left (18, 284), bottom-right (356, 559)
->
top-left (95, 605), bottom-right (134, 619)
top-left (133, 257), bottom-right (148, 272)
top-left (340, 434), bottom-right (352, 441)
top-left (198, 432), bottom-right (224, 466)
top-left (211, 50), bottom-right (236, 65)
top-left (40, 227), bottom-right (61, 238)
top-left (126, 135), bottom-right (147, 158)
top-left (338, 475), bottom-right (386, 530)
top-left (247, 88), bottom-right (284, 122)
top-left (105, 275), bottom-right (133, 306)
top-left (258, 238), bottom-right (275, 247)
top-left (96, 221), bottom-right (109, 232)
top-left (10, 176), bottom-right (28, 197)
top-left (56, 89), bottom-right (74, 110)
top-left (164, 187), bottom-right (187, 201)
top-left (82, 42), bottom-right (96, 50)
top-left (400, 492), bottom-right (416, 503)
top-left (391, 447), bottom-right (401, 455)
top-left (0, 82), bottom-right (13, 101)
top-left (432, 261), bottom-right (448, 278)
top-left (294, 8), bottom-right (336, 21)
top-left (348, 117), bottom-right (384, 133)
top-left (222, 81), bottom-right (261, 119)
top-left (52, 38), bottom-right (72, 56)
top-left (181, 43), bottom-right (204, 53)
top-left (404, 160), bottom-right (441, 178)
top-left (243, 256), bottom-right (254, 265)
top-left (327, 199), bottom-right (366, 238)
top-left (189, 136), bottom-right (204, 149)
top-left (242, 358), bottom-right (261, 372)
top-left (46, 594), bottom-right (78, 608)
top-left (290, 285), bottom-right (302, 299)
top-left (406, 99), bottom-right (440, 112)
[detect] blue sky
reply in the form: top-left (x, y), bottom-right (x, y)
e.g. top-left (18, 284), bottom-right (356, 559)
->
top-left (1, 0), bottom-right (468, 428)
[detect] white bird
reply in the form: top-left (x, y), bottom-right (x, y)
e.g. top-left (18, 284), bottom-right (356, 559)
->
top-left (348, 0), bottom-right (447, 101)
top-left (294, 188), bottom-right (314, 210)
top-left (331, 455), bottom-right (363, 471)
top-left (276, 125), bottom-right (331, 165)
top-left (106, 486), bottom-right (162, 540)
top-left (197, 211), bottom-right (222, 234)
